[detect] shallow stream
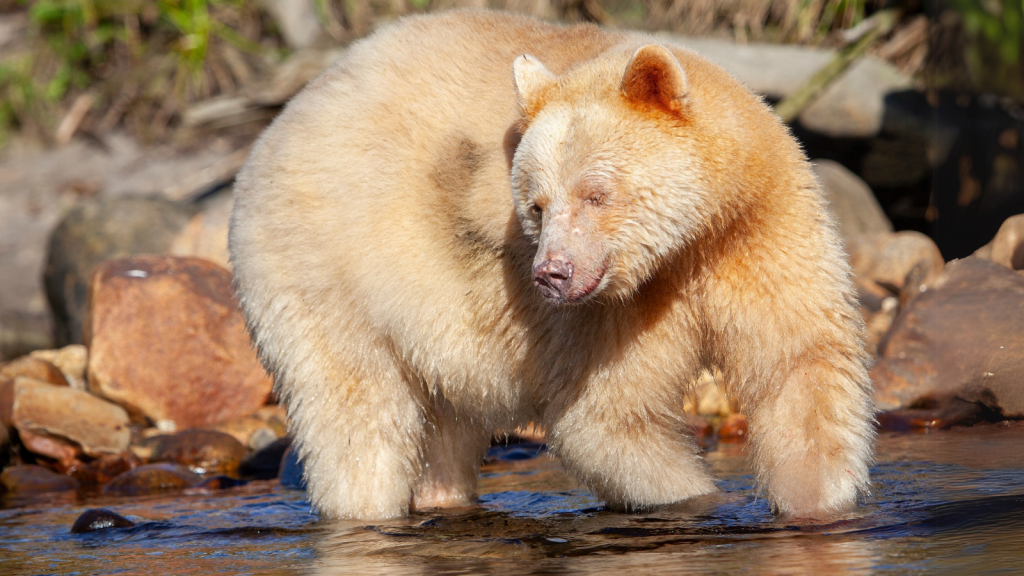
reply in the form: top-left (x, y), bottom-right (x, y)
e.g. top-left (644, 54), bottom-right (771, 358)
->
top-left (4, 425), bottom-right (1024, 574)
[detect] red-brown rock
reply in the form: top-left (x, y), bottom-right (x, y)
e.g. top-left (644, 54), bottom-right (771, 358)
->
top-left (85, 255), bottom-right (272, 428)
top-left (12, 378), bottom-right (131, 457)
top-left (149, 429), bottom-right (247, 474)
top-left (214, 416), bottom-right (280, 451)
top-left (717, 413), bottom-right (749, 442)
top-left (70, 452), bottom-right (141, 486)
top-left (872, 257), bottom-right (1024, 416)
top-left (18, 429), bottom-right (83, 471)
top-left (103, 463), bottom-right (202, 495)
top-left (0, 375), bottom-right (12, 427)
top-left (687, 414), bottom-right (714, 448)
top-left (0, 464), bottom-right (79, 494)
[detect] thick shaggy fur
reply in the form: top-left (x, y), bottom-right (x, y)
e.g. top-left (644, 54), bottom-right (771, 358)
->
top-left (229, 10), bottom-right (874, 520)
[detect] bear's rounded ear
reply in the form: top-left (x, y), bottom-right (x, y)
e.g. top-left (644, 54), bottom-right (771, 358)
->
top-left (513, 54), bottom-right (556, 117)
top-left (621, 45), bottom-right (689, 115)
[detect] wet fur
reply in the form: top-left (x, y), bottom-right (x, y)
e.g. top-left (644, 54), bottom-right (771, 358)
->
top-left (229, 10), bottom-right (874, 519)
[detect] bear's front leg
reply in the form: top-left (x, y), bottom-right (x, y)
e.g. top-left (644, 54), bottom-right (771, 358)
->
top-left (411, 398), bottom-right (492, 511)
top-left (547, 381), bottom-right (718, 511)
top-left (709, 223), bottom-right (875, 519)
top-left (741, 357), bottom-right (874, 518)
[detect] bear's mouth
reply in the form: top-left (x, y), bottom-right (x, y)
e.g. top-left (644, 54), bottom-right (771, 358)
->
top-left (548, 260), bottom-right (609, 305)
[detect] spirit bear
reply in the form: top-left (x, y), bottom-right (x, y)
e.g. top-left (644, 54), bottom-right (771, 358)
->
top-left (230, 10), bottom-right (874, 520)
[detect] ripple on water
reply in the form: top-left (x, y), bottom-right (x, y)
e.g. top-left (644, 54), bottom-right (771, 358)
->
top-left (4, 425), bottom-right (1024, 574)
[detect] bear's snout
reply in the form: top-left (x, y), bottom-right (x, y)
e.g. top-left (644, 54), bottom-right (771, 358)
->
top-left (533, 258), bottom-right (573, 301)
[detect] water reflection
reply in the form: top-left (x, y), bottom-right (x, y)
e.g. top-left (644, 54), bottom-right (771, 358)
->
top-left (3, 425), bottom-right (1024, 574)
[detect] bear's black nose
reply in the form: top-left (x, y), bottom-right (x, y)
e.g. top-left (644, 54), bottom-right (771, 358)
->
top-left (533, 259), bottom-right (574, 301)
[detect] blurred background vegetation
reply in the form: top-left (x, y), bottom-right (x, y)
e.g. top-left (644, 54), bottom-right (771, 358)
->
top-left (0, 0), bottom-right (1020, 148)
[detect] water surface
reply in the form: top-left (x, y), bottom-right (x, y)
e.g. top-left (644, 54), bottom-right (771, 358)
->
top-left (3, 425), bottom-right (1024, 574)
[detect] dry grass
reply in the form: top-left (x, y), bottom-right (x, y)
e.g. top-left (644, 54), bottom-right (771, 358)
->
top-left (3, 0), bottom-right (1007, 147)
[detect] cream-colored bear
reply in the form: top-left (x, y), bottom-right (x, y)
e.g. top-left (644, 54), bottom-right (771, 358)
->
top-left (230, 9), bottom-right (874, 520)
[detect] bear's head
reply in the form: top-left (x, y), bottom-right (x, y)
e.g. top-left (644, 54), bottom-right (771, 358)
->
top-left (511, 44), bottom-right (716, 306)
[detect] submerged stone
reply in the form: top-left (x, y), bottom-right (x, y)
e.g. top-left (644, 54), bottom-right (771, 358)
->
top-left (71, 508), bottom-right (135, 533)
top-left (103, 463), bottom-right (202, 495)
top-left (196, 475), bottom-right (249, 490)
top-left (278, 445), bottom-right (305, 490)
top-left (149, 429), bottom-right (247, 474)
top-left (0, 465), bottom-right (78, 494)
top-left (240, 436), bottom-right (291, 480)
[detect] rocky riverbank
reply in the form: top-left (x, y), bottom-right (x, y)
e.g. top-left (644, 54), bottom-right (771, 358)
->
top-left (1, 29), bottom-right (1023, 508)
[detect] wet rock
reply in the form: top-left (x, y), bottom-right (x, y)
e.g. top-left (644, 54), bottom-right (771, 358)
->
top-left (848, 231), bottom-right (945, 295)
top-left (85, 255), bottom-right (273, 428)
top-left (214, 416), bottom-right (279, 451)
top-left (877, 398), bottom-right (996, 432)
top-left (687, 414), bottom-right (714, 449)
top-left (240, 436), bottom-right (291, 480)
top-left (18, 429), bottom-right (82, 471)
top-left (863, 295), bottom-right (900, 356)
top-left (278, 445), bottom-right (305, 490)
top-left (70, 508), bottom-right (135, 533)
top-left (169, 193), bottom-right (233, 270)
top-left (196, 475), bottom-right (249, 490)
top-left (253, 405), bottom-right (288, 437)
top-left (684, 370), bottom-right (733, 417)
top-left (149, 429), bottom-right (247, 474)
top-left (872, 257), bottom-right (1024, 416)
top-left (508, 422), bottom-right (546, 444)
top-left (975, 213), bottom-right (1024, 271)
top-left (29, 345), bottom-right (88, 390)
top-left (71, 453), bottom-right (141, 486)
top-left (103, 463), bottom-right (201, 495)
top-left (717, 414), bottom-right (749, 442)
top-left (0, 356), bottom-right (69, 387)
top-left (12, 378), bottom-right (131, 457)
top-left (813, 159), bottom-right (892, 244)
top-left (0, 464), bottom-right (79, 493)
top-left (0, 375), bottom-right (12, 427)
top-left (44, 198), bottom-right (197, 347)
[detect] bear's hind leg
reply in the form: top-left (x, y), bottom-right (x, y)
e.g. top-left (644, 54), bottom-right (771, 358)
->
top-left (412, 398), bottom-right (492, 510)
top-left (288, 364), bottom-right (427, 520)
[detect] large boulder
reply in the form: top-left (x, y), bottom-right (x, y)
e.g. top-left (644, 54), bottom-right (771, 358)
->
top-left (665, 36), bottom-right (911, 138)
top-left (975, 213), bottom-right (1024, 271)
top-left (86, 255), bottom-right (272, 429)
top-left (812, 159), bottom-right (892, 245)
top-left (44, 198), bottom-right (196, 346)
top-left (872, 256), bottom-right (1024, 415)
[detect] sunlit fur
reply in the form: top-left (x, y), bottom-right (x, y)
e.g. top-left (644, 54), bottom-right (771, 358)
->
top-left (229, 9), bottom-right (874, 520)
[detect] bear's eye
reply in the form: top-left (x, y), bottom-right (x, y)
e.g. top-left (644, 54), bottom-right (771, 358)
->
top-left (584, 193), bottom-right (606, 206)
top-left (529, 203), bottom-right (542, 217)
